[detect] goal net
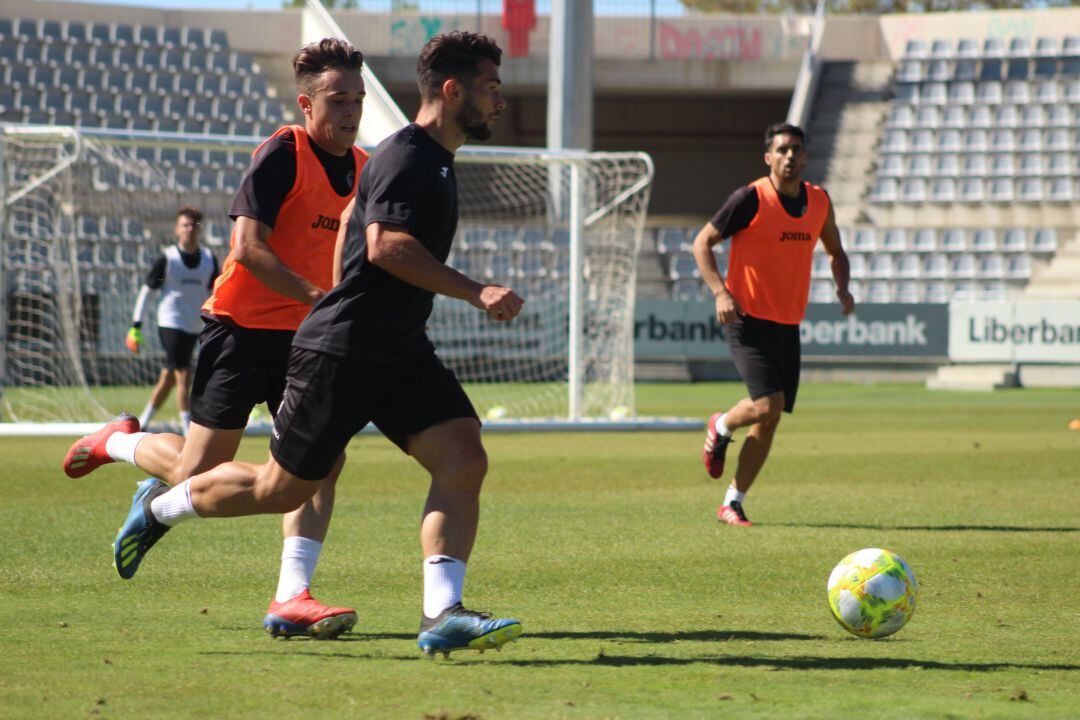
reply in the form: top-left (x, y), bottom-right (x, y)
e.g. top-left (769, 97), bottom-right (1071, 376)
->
top-left (0, 125), bottom-right (654, 430)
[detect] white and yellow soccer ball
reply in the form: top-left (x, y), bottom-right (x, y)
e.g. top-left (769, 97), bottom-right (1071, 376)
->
top-left (827, 548), bottom-right (918, 639)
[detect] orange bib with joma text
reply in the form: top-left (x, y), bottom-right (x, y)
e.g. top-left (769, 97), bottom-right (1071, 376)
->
top-left (725, 176), bottom-right (829, 326)
top-left (203, 125), bottom-right (366, 331)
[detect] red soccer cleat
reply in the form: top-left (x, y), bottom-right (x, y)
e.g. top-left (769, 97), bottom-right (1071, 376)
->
top-left (263, 590), bottom-right (357, 639)
top-left (63, 413), bottom-right (140, 478)
top-left (702, 412), bottom-right (734, 479)
top-left (717, 501), bottom-right (753, 527)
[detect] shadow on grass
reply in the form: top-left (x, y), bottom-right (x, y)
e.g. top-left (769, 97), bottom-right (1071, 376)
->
top-left (771, 522), bottom-right (1079, 533)
top-left (215, 629), bottom-right (823, 643)
top-left (196, 648), bottom-right (1080, 673)
top-left (498, 655), bottom-right (1080, 672)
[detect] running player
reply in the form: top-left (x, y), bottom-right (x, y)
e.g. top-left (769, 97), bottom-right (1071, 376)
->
top-left (126, 206), bottom-right (218, 436)
top-left (64, 38), bottom-right (368, 639)
top-left (694, 122), bottom-right (854, 526)
top-left (110, 31), bottom-right (524, 658)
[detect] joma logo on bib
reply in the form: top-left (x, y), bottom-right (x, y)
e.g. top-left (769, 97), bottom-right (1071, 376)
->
top-left (311, 214), bottom-right (341, 231)
top-left (779, 231), bottom-right (813, 242)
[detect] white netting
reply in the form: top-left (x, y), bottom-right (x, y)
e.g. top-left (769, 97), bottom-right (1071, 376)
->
top-left (0, 126), bottom-right (652, 424)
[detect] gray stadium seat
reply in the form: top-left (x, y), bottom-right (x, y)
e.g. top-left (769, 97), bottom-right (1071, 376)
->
top-left (4, 64), bottom-right (30, 88)
top-left (909, 129), bottom-right (933, 153)
top-left (903, 39), bottom-right (928, 60)
top-left (15, 18), bottom-right (38, 40)
top-left (1007, 255), bottom-right (1032, 279)
top-left (868, 254), bottom-right (895, 278)
top-left (209, 51), bottom-right (231, 75)
top-left (1000, 228), bottom-right (1027, 252)
top-left (893, 83), bottom-right (919, 104)
top-left (994, 104), bottom-right (1019, 128)
top-left (976, 81), bottom-right (1003, 104)
top-left (114, 23), bottom-right (135, 46)
top-left (43, 42), bottom-right (67, 66)
top-left (1046, 154), bottom-right (1074, 176)
top-left (89, 22), bottom-right (110, 46)
top-left (886, 105), bottom-right (914, 128)
top-left (136, 24), bottom-right (160, 48)
top-left (988, 178), bottom-right (1015, 203)
top-left (935, 129), bottom-right (961, 153)
top-left (1006, 59), bottom-right (1030, 81)
top-left (1046, 178), bottom-right (1075, 202)
top-left (877, 155), bottom-right (903, 178)
top-left (656, 227), bottom-right (689, 255)
top-left (915, 106), bottom-right (940, 128)
top-left (881, 130), bottom-right (907, 153)
top-left (896, 253), bottom-right (921, 279)
top-left (989, 129), bottom-right (1016, 153)
top-left (1031, 228), bottom-right (1058, 254)
top-left (950, 254), bottom-right (977, 279)
top-left (897, 60), bottom-right (922, 83)
top-left (923, 253), bottom-right (947, 279)
top-left (161, 26), bottom-right (182, 49)
top-left (989, 153), bottom-right (1015, 176)
top-left (970, 228), bottom-right (998, 252)
top-left (811, 252), bottom-right (831, 279)
top-left (187, 50), bottom-right (208, 73)
top-left (963, 129), bottom-right (989, 152)
top-left (847, 254), bottom-right (867, 279)
top-left (1045, 128), bottom-right (1069, 152)
top-left (959, 179), bottom-right (985, 203)
top-left (141, 47), bottom-right (163, 70)
top-left (930, 178), bottom-right (956, 202)
top-left (929, 38), bottom-right (952, 59)
top-left (184, 27), bottom-right (207, 50)
top-left (175, 72), bottom-right (199, 96)
top-left (668, 254), bottom-right (699, 280)
top-left (209, 29), bottom-right (228, 51)
top-left (921, 82), bottom-right (947, 105)
top-left (114, 45), bottom-right (138, 71)
top-left (65, 21), bottom-right (87, 44)
top-left (1004, 80), bottom-right (1030, 104)
top-left (1034, 58), bottom-right (1058, 79)
top-left (163, 48), bottom-right (184, 71)
top-left (870, 178), bottom-right (898, 204)
top-left (1021, 105), bottom-right (1047, 128)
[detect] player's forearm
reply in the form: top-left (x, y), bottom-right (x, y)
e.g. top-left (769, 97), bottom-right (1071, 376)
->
top-left (371, 240), bottom-right (484, 302)
top-left (131, 285), bottom-right (152, 325)
top-left (235, 243), bottom-right (323, 305)
top-left (829, 250), bottom-right (851, 294)
top-left (692, 236), bottom-right (728, 298)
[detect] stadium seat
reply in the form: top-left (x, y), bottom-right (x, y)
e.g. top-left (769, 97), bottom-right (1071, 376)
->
top-left (881, 228), bottom-right (908, 252)
top-left (897, 60), bottom-right (922, 83)
top-left (988, 178), bottom-right (1015, 203)
top-left (114, 23), bottom-right (135, 47)
top-left (1046, 154), bottom-right (1074, 177)
top-left (893, 83), bottom-right (919, 104)
top-left (1046, 105), bottom-right (1071, 128)
top-left (656, 227), bottom-right (689, 255)
top-left (878, 155), bottom-right (903, 177)
top-left (920, 254), bottom-right (946, 280)
top-left (921, 82), bottom-right (947, 105)
top-left (187, 50), bottom-right (208, 73)
top-left (210, 51), bottom-right (231, 75)
top-left (976, 81), bottom-right (1003, 104)
top-left (881, 130), bottom-right (907, 153)
top-left (912, 228), bottom-right (939, 252)
top-left (989, 153), bottom-right (1015, 176)
top-left (982, 37), bottom-right (1005, 58)
top-left (672, 279), bottom-right (704, 302)
top-left (161, 26), bottom-right (182, 49)
top-left (895, 253), bottom-right (921, 279)
top-left (953, 60), bottom-right (977, 82)
top-left (963, 129), bottom-right (989, 152)
top-left (15, 18), bottom-right (38, 40)
top-left (1045, 128), bottom-right (1070, 151)
top-left (930, 178), bottom-right (956, 203)
top-left (1000, 228), bottom-right (1028, 252)
top-left (868, 254), bottom-right (895, 278)
top-left (915, 106), bottom-right (940, 128)
top-left (959, 179), bottom-right (986, 203)
top-left (865, 281), bottom-right (893, 303)
top-left (908, 129), bottom-right (933, 153)
top-left (848, 254), bottom-right (867, 279)
top-left (970, 228), bottom-right (998, 252)
top-left (925, 281), bottom-right (950, 303)
top-left (1017, 178), bottom-right (1044, 202)
top-left (1034, 80), bottom-right (1059, 103)
top-left (934, 154), bottom-right (959, 176)
top-left (949, 253), bottom-right (977, 279)
top-left (1065, 57), bottom-right (1080, 77)
top-left (1007, 255), bottom-right (1032, 279)
top-left (1034, 58), bottom-right (1058, 79)
top-left (850, 227), bottom-right (877, 252)
top-left (1031, 228), bottom-right (1058, 254)
top-left (668, 254), bottom-right (699, 280)
top-left (903, 39), bottom-right (928, 60)
top-left (895, 280), bottom-right (923, 303)
top-left (1034, 36), bottom-right (1059, 57)
top-left (184, 27), bottom-right (207, 50)
top-left (1047, 178), bottom-right (1075, 202)
top-left (811, 252), bottom-right (832, 279)
top-left (930, 38), bottom-right (953, 59)
top-left (935, 129), bottom-right (961, 153)
top-left (994, 104), bottom-right (1020, 128)
top-left (988, 129), bottom-right (1016, 153)
top-left (1020, 105), bottom-right (1047, 128)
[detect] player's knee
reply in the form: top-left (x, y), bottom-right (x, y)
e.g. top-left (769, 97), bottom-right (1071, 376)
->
top-left (256, 466), bottom-right (317, 513)
top-left (436, 445), bottom-right (488, 496)
top-left (753, 394), bottom-right (784, 424)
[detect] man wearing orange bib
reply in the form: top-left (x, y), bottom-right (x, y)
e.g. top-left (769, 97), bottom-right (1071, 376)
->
top-left (63, 39), bottom-right (368, 637)
top-left (693, 123), bottom-right (854, 526)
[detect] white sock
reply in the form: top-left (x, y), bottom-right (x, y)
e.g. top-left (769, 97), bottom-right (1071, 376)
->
top-left (105, 431), bottom-right (149, 464)
top-left (139, 402), bottom-right (156, 429)
top-left (724, 484), bottom-right (746, 507)
top-left (714, 413), bottom-right (732, 437)
top-left (275, 536), bottom-right (323, 603)
top-left (423, 555), bottom-right (466, 618)
top-left (150, 479), bottom-right (199, 526)
top-left (180, 411), bottom-right (191, 437)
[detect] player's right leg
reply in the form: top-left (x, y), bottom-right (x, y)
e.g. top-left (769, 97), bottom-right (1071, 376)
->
top-left (114, 453), bottom-right (320, 579)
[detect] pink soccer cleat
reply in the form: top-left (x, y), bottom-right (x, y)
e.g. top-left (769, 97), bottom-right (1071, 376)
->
top-left (63, 413), bottom-right (140, 478)
top-left (263, 590), bottom-right (357, 639)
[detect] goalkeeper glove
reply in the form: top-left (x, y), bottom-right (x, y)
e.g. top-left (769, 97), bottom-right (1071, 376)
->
top-left (125, 325), bottom-right (143, 355)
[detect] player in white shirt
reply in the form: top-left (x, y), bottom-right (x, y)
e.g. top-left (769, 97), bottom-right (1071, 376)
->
top-left (126, 207), bottom-right (219, 435)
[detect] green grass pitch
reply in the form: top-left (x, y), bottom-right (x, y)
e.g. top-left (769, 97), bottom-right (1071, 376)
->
top-left (1, 383), bottom-right (1078, 718)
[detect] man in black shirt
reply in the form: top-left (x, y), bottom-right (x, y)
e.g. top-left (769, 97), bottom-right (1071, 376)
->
top-left (113, 32), bottom-right (525, 657)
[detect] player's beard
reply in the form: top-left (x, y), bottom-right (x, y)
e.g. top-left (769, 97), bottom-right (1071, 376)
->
top-left (458, 94), bottom-right (493, 141)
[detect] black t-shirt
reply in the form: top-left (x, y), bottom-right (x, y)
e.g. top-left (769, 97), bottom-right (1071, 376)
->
top-left (293, 124), bottom-right (458, 362)
top-left (228, 131), bottom-right (356, 228)
top-left (145, 246), bottom-right (219, 290)
top-left (709, 182), bottom-right (821, 238)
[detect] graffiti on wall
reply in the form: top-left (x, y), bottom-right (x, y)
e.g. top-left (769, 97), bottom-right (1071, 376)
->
top-left (658, 22), bottom-right (764, 61)
top-left (390, 16), bottom-right (445, 54)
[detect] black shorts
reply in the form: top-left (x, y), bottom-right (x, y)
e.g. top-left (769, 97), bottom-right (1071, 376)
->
top-left (271, 348), bottom-right (479, 481)
top-left (158, 327), bottom-right (198, 371)
top-left (728, 314), bottom-right (801, 414)
top-left (189, 318), bottom-right (296, 430)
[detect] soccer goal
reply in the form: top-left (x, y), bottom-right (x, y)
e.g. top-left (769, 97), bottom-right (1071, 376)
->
top-left (0, 124), bottom-right (689, 434)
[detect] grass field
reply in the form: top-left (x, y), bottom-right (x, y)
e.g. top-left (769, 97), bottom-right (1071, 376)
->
top-left (1, 383), bottom-right (1078, 719)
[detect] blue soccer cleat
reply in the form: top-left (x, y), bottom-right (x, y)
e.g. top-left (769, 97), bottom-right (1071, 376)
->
top-left (417, 602), bottom-right (523, 658)
top-left (113, 478), bottom-right (171, 579)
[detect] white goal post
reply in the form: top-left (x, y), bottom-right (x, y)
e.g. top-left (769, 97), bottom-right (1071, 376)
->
top-left (0, 124), bottom-right (696, 434)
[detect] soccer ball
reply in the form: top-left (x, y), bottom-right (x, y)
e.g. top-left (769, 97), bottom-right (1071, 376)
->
top-left (827, 548), bottom-right (918, 639)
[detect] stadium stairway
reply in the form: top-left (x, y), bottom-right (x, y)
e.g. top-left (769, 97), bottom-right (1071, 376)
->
top-left (1023, 229), bottom-right (1080, 298)
top-left (804, 60), bottom-right (893, 228)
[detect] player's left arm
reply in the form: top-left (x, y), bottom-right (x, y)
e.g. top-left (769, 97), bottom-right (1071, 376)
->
top-left (819, 200), bottom-right (854, 316)
top-left (332, 196), bottom-right (356, 288)
top-left (367, 223), bottom-right (523, 322)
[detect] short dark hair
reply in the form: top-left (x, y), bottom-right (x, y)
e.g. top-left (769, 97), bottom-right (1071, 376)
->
top-left (292, 38), bottom-right (364, 95)
top-left (416, 31), bottom-right (502, 102)
top-left (764, 123), bottom-right (805, 151)
top-left (176, 206), bottom-right (202, 225)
